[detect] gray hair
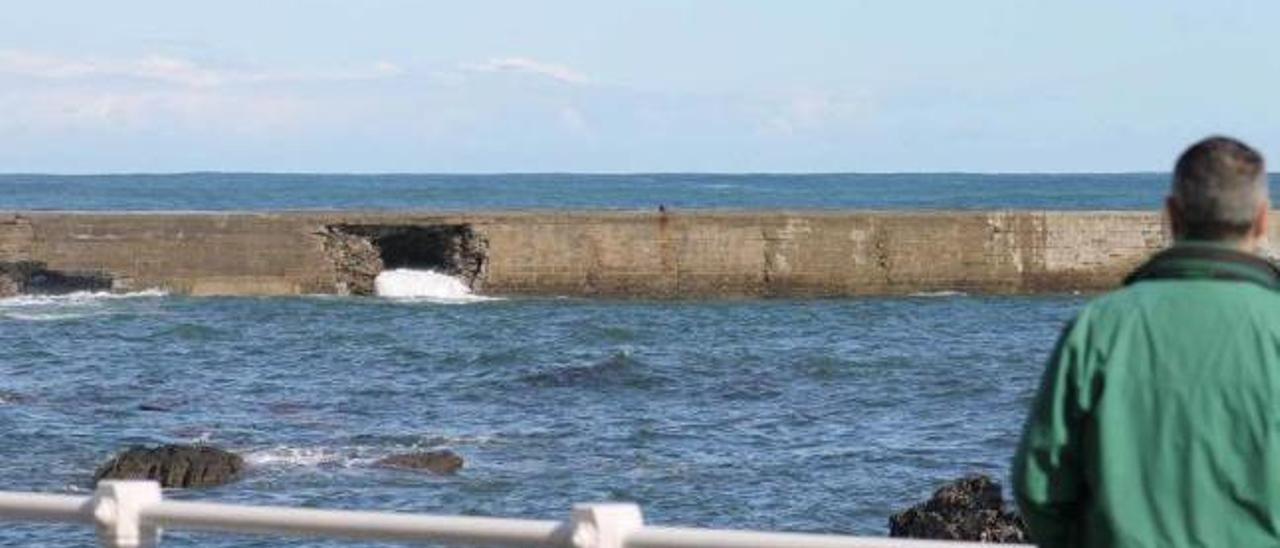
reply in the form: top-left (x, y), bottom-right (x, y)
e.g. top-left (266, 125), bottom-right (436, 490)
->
top-left (1172, 136), bottom-right (1268, 240)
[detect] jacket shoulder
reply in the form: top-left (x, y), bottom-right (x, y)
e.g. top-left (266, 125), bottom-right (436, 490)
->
top-left (1082, 280), bottom-right (1280, 321)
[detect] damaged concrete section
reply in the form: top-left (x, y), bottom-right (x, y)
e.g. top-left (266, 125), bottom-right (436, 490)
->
top-left (320, 227), bottom-right (385, 296)
top-left (0, 261), bottom-right (113, 298)
top-left (321, 224), bottom-right (489, 296)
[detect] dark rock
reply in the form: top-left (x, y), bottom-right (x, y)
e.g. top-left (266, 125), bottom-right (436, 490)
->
top-left (319, 228), bottom-right (384, 296)
top-left (0, 261), bottom-right (112, 295)
top-left (95, 445), bottom-right (244, 488)
top-left (376, 450), bottom-right (464, 475)
top-left (889, 475), bottom-right (1028, 543)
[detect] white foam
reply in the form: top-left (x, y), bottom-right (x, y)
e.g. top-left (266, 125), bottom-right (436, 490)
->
top-left (0, 289), bottom-right (167, 307)
top-left (374, 269), bottom-right (495, 303)
top-left (0, 289), bottom-right (168, 321)
top-left (908, 290), bottom-right (968, 298)
top-left (3, 312), bottom-right (95, 322)
top-left (243, 435), bottom-right (498, 470)
top-left (243, 446), bottom-right (369, 468)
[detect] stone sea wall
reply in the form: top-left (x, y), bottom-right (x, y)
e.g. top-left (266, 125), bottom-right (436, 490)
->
top-left (0, 210), bottom-right (1179, 297)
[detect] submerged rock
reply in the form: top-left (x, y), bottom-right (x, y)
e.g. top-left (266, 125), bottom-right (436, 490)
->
top-left (376, 450), bottom-right (464, 475)
top-left (95, 445), bottom-right (244, 488)
top-left (888, 474), bottom-right (1028, 543)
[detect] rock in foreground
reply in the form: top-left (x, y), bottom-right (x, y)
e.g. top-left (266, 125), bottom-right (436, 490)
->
top-left (376, 450), bottom-right (464, 475)
top-left (889, 475), bottom-right (1028, 543)
top-left (95, 445), bottom-right (244, 488)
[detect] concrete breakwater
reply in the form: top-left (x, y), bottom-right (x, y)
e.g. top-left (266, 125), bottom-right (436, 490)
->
top-left (0, 210), bottom-right (1173, 298)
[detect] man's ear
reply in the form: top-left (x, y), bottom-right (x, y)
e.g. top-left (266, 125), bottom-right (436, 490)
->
top-left (1165, 196), bottom-right (1184, 239)
top-left (1252, 200), bottom-right (1270, 243)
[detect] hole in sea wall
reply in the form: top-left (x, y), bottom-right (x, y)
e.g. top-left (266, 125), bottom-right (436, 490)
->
top-left (320, 224), bottom-right (489, 296)
top-left (0, 261), bottom-right (113, 297)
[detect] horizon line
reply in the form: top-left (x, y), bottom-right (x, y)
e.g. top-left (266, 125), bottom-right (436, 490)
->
top-left (0, 170), bottom-right (1182, 177)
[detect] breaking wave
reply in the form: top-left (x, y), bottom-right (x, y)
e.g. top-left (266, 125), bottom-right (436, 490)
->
top-left (0, 289), bottom-right (168, 321)
top-left (243, 437), bottom-right (484, 469)
top-left (908, 290), bottom-right (968, 298)
top-left (373, 269), bottom-right (495, 303)
top-left (0, 289), bottom-right (167, 306)
top-left (243, 446), bottom-right (371, 468)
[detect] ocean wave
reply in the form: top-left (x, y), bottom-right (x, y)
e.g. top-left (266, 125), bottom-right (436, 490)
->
top-left (522, 349), bottom-right (666, 389)
top-left (0, 289), bottom-right (167, 321)
top-left (0, 289), bottom-right (167, 307)
top-left (244, 446), bottom-right (372, 468)
top-left (2, 312), bottom-right (96, 322)
top-left (374, 269), bottom-right (499, 304)
top-left (907, 290), bottom-right (968, 298)
top-left (414, 433), bottom-right (500, 447)
top-left (243, 440), bottom-right (479, 469)
top-left (383, 295), bottom-right (501, 305)
top-left (151, 323), bottom-right (226, 341)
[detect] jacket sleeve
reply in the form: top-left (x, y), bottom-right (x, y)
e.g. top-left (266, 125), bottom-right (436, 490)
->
top-left (1013, 317), bottom-right (1092, 547)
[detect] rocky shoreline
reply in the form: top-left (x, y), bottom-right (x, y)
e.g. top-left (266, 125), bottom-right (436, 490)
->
top-left (93, 444), bottom-right (466, 489)
top-left (90, 443), bottom-right (1020, 541)
top-left (889, 475), bottom-right (1028, 543)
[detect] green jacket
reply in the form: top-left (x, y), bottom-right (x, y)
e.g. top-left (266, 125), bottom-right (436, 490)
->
top-left (1013, 242), bottom-right (1280, 547)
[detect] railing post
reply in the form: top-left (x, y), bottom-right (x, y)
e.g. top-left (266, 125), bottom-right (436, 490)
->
top-left (569, 503), bottom-right (644, 548)
top-left (93, 481), bottom-right (162, 548)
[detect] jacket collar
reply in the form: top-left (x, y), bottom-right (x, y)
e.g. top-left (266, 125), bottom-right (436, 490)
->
top-left (1123, 241), bottom-right (1280, 289)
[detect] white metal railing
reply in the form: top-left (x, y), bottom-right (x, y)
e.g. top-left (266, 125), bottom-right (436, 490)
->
top-left (0, 481), bottom-right (1032, 547)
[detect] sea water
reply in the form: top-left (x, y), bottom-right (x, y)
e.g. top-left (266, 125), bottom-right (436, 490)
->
top-left (0, 172), bottom-right (1213, 211)
top-left (0, 174), bottom-right (1111, 545)
top-left (0, 290), bottom-right (1082, 545)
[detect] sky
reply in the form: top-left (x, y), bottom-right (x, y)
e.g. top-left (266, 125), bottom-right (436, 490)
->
top-left (2, 1), bottom-right (1279, 173)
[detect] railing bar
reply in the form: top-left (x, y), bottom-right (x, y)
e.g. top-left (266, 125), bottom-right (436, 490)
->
top-left (143, 500), bottom-right (569, 545)
top-left (0, 492), bottom-right (93, 524)
top-left (0, 489), bottom-right (1038, 548)
top-left (627, 527), bottom-right (1033, 548)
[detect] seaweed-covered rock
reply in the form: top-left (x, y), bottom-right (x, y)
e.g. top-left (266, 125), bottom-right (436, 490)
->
top-left (889, 475), bottom-right (1028, 543)
top-left (376, 450), bottom-right (464, 475)
top-left (95, 445), bottom-right (244, 488)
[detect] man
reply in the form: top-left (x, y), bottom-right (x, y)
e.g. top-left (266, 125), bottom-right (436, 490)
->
top-left (1014, 136), bottom-right (1280, 547)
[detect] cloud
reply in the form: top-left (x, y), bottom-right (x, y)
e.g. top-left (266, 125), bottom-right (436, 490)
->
top-left (0, 88), bottom-right (322, 135)
top-left (461, 57), bottom-right (590, 85)
top-left (0, 50), bottom-right (403, 88)
top-left (760, 90), bottom-right (870, 136)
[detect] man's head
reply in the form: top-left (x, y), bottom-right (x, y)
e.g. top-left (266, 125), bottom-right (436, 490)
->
top-left (1168, 136), bottom-right (1269, 250)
